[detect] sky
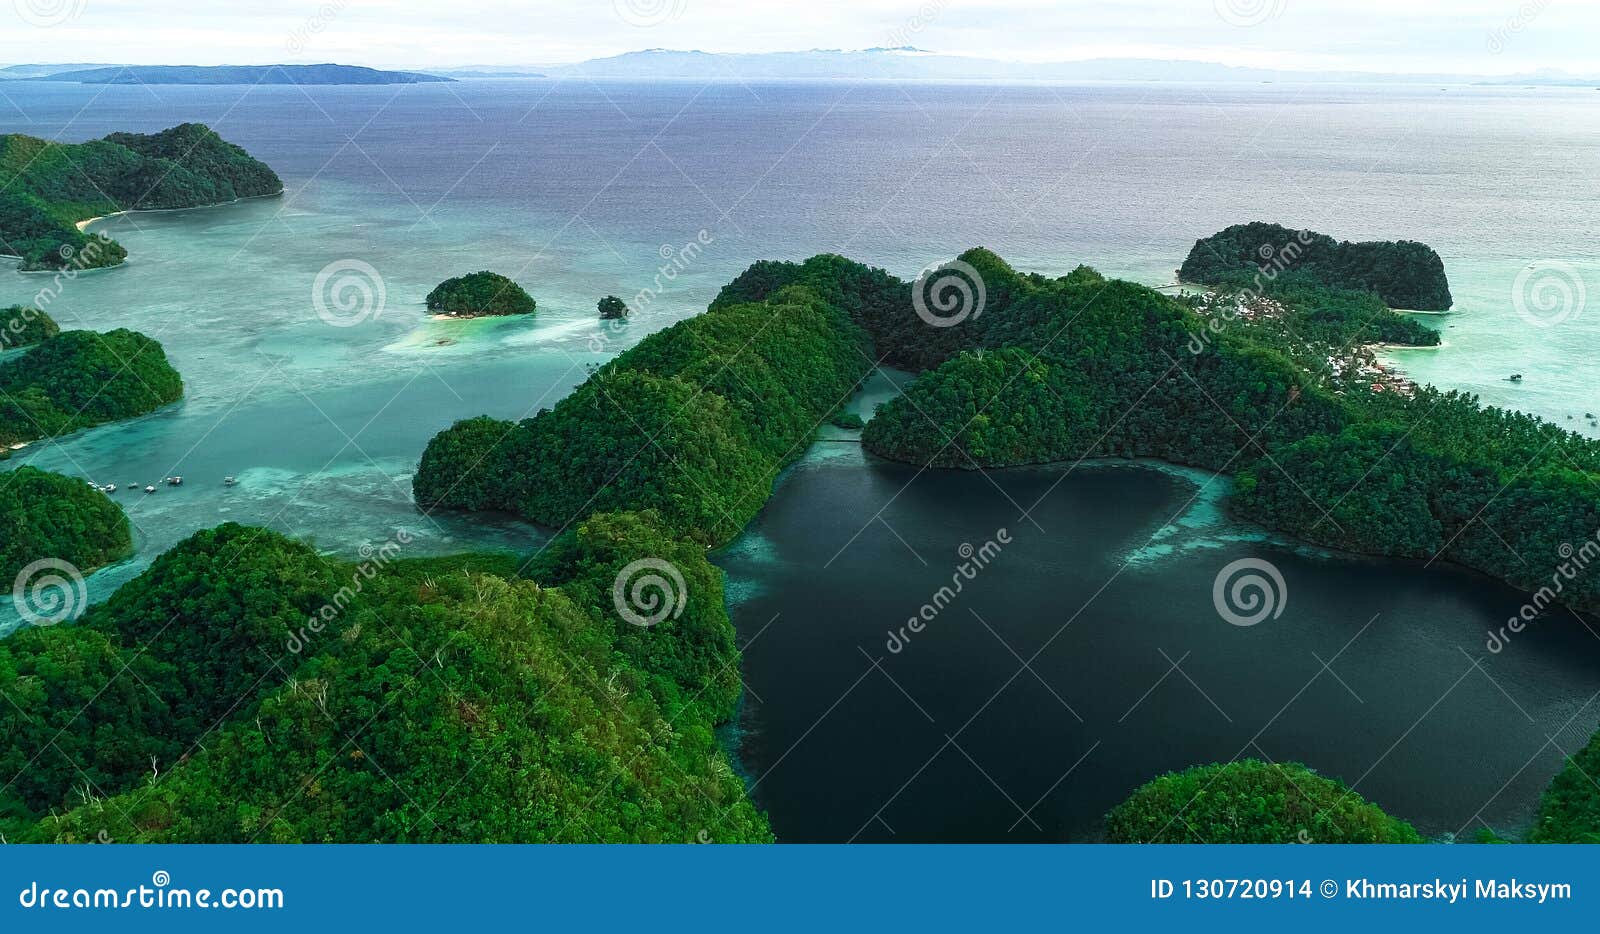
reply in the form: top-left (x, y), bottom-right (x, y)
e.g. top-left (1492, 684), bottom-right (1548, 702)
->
top-left (1, 0), bottom-right (1594, 76)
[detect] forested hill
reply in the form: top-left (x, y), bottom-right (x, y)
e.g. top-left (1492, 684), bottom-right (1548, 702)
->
top-left (1179, 221), bottom-right (1453, 310)
top-left (0, 123), bottom-right (281, 271)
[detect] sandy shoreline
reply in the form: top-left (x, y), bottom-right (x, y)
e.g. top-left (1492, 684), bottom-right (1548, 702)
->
top-left (73, 189), bottom-right (286, 233)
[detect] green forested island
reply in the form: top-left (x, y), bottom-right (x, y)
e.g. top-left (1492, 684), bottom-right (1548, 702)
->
top-left (0, 328), bottom-right (184, 447)
top-left (1179, 221), bottom-right (1454, 310)
top-left (0, 466), bottom-right (131, 584)
top-left (0, 123), bottom-right (281, 271)
top-left (1106, 761), bottom-right (1422, 843)
top-left (426, 271), bottom-right (538, 318)
top-left (0, 305), bottom-right (59, 350)
top-left (1, 519), bottom-right (768, 843)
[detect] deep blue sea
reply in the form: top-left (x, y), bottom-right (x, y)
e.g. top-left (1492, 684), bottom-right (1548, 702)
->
top-left (2, 78), bottom-right (1597, 840)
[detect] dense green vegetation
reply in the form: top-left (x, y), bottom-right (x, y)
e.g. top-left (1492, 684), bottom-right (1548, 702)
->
top-left (0, 305), bottom-right (59, 350)
top-left (0, 329), bottom-right (184, 447)
top-left (0, 123), bottom-right (279, 271)
top-left (0, 466), bottom-right (131, 583)
top-left (3, 518), bottom-right (769, 843)
top-left (1180, 221), bottom-right (1453, 310)
top-left (598, 295), bottom-right (629, 319)
top-left (861, 251), bottom-right (1348, 472)
top-left (425, 271), bottom-right (537, 318)
top-left (1529, 731), bottom-right (1600, 843)
top-left (417, 284), bottom-right (871, 544)
top-left (1105, 761), bottom-right (1421, 843)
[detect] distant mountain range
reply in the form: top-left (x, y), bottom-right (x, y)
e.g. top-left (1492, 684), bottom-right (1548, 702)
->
top-left (2, 52), bottom-right (1595, 87)
top-left (544, 48), bottom-right (1599, 85)
top-left (2, 64), bottom-right (452, 85)
top-left (0, 63), bottom-right (117, 78)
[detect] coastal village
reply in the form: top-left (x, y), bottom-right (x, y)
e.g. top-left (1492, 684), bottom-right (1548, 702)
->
top-left (1181, 285), bottom-right (1420, 398)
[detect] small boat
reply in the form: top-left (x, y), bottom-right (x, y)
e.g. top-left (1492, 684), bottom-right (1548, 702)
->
top-left (144, 485), bottom-right (156, 494)
top-left (223, 476), bottom-right (237, 486)
top-left (103, 484), bottom-right (117, 493)
top-left (166, 476), bottom-right (183, 487)
top-left (1507, 374), bottom-right (1523, 382)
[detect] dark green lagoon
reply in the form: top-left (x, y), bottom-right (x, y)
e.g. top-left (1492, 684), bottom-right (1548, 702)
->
top-left (718, 446), bottom-right (1600, 842)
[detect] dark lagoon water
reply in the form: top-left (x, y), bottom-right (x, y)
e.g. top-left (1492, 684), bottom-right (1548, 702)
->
top-left (2, 80), bottom-right (1599, 833)
top-left (718, 445), bottom-right (1600, 842)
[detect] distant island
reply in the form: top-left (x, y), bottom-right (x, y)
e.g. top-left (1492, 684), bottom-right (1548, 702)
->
top-left (1179, 222), bottom-right (1454, 310)
top-left (426, 271), bottom-right (537, 318)
top-left (33, 64), bottom-right (454, 85)
top-left (0, 123), bottom-right (281, 272)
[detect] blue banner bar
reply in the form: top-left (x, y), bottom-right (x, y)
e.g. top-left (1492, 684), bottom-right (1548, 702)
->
top-left (2, 845), bottom-right (1593, 932)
